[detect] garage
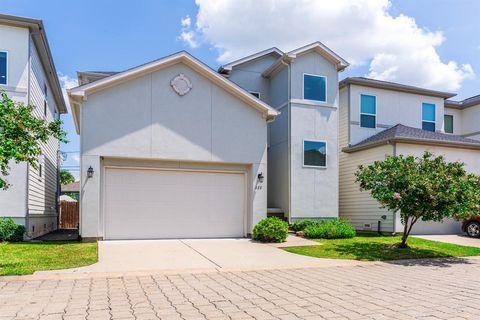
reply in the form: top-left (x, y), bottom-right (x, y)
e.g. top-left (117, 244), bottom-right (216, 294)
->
top-left (103, 167), bottom-right (246, 239)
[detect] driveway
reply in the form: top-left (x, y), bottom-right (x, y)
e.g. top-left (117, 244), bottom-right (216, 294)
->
top-left (414, 234), bottom-right (480, 247)
top-left (37, 236), bottom-right (360, 274)
top-left (3, 257), bottom-right (480, 319)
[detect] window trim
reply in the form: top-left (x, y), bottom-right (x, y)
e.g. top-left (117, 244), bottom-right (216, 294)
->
top-left (421, 102), bottom-right (436, 132)
top-left (444, 114), bottom-right (454, 134)
top-left (249, 91), bottom-right (261, 99)
top-left (0, 50), bottom-right (8, 86)
top-left (302, 73), bottom-right (327, 103)
top-left (359, 94), bottom-right (377, 129)
top-left (302, 139), bottom-right (327, 169)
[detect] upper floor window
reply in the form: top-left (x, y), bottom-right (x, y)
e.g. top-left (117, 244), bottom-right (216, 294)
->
top-left (249, 91), bottom-right (260, 99)
top-left (44, 83), bottom-right (48, 98)
top-left (303, 140), bottom-right (327, 168)
top-left (444, 114), bottom-right (453, 134)
top-left (0, 51), bottom-right (7, 85)
top-left (422, 103), bottom-right (436, 132)
top-left (303, 74), bottom-right (326, 102)
top-left (360, 94), bottom-right (376, 128)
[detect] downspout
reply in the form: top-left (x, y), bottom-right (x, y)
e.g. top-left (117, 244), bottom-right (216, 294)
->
top-left (25, 34), bottom-right (32, 238)
top-left (280, 56), bottom-right (292, 223)
top-left (392, 142), bottom-right (397, 235)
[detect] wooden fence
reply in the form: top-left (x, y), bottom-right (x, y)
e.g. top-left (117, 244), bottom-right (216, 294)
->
top-left (59, 201), bottom-right (79, 229)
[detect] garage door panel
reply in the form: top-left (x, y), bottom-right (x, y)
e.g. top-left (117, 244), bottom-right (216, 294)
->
top-left (104, 167), bottom-right (245, 239)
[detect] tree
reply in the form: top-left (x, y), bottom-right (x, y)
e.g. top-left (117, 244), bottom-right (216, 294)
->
top-left (0, 91), bottom-right (67, 189)
top-left (355, 152), bottom-right (480, 248)
top-left (60, 169), bottom-right (75, 185)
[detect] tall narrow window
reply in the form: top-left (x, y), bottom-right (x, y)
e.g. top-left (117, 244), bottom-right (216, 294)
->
top-left (44, 100), bottom-right (47, 117)
top-left (0, 52), bottom-right (7, 85)
top-left (422, 103), bottom-right (436, 132)
top-left (303, 140), bottom-right (327, 168)
top-left (303, 74), bottom-right (326, 102)
top-left (360, 94), bottom-right (376, 128)
top-left (44, 83), bottom-right (48, 98)
top-left (444, 114), bottom-right (453, 134)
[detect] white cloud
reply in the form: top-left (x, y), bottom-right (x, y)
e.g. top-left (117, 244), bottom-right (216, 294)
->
top-left (181, 0), bottom-right (474, 91)
top-left (58, 72), bottom-right (78, 113)
top-left (179, 15), bottom-right (198, 48)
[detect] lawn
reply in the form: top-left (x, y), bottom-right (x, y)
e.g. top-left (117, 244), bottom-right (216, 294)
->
top-left (0, 241), bottom-right (98, 276)
top-left (284, 233), bottom-right (480, 261)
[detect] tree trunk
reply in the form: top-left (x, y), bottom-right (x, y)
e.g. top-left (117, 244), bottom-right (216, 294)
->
top-left (399, 216), bottom-right (419, 248)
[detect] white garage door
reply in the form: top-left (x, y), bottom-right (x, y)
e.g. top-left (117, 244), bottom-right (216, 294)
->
top-left (104, 167), bottom-right (246, 239)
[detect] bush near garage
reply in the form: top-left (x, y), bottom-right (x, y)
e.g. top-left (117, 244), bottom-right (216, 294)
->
top-left (304, 219), bottom-right (356, 239)
top-left (0, 218), bottom-right (26, 242)
top-left (253, 217), bottom-right (289, 243)
top-left (291, 219), bottom-right (317, 232)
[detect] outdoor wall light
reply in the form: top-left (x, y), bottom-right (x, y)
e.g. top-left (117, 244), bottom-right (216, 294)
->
top-left (87, 166), bottom-right (94, 178)
top-left (257, 172), bottom-right (264, 183)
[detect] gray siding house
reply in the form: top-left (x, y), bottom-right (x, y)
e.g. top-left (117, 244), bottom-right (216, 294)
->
top-left (0, 14), bottom-right (67, 238)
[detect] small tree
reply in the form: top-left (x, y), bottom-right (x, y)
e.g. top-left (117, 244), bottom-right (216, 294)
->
top-left (60, 169), bottom-right (75, 185)
top-left (355, 152), bottom-right (480, 248)
top-left (0, 91), bottom-right (66, 189)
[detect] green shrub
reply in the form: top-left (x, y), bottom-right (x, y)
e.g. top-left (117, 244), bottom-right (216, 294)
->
top-left (291, 219), bottom-right (318, 232)
top-left (253, 217), bottom-right (289, 243)
top-left (0, 218), bottom-right (26, 242)
top-left (304, 219), bottom-right (356, 239)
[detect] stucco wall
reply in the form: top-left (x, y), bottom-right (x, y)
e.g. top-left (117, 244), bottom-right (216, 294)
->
top-left (460, 104), bottom-right (480, 138)
top-left (444, 107), bottom-right (463, 136)
top-left (349, 85), bottom-right (445, 145)
top-left (289, 52), bottom-right (339, 219)
top-left (80, 62), bottom-right (268, 238)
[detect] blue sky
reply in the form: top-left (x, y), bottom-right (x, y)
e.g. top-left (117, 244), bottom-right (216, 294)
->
top-left (1, 0), bottom-right (478, 179)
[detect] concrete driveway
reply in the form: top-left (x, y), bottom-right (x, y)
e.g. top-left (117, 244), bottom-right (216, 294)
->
top-left (414, 234), bottom-right (480, 247)
top-left (37, 236), bottom-right (360, 274)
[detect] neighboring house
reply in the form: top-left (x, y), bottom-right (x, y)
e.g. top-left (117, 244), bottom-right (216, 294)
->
top-left (220, 42), bottom-right (349, 222)
top-left (61, 181), bottom-right (80, 200)
top-left (338, 77), bottom-right (480, 234)
top-left (68, 52), bottom-right (278, 240)
top-left (0, 14), bottom-right (67, 238)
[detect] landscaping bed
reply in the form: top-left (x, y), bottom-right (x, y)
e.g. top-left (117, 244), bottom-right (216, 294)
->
top-left (284, 233), bottom-right (480, 261)
top-left (0, 241), bottom-right (97, 276)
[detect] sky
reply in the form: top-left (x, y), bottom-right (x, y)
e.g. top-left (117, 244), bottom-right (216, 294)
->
top-left (1, 0), bottom-right (479, 179)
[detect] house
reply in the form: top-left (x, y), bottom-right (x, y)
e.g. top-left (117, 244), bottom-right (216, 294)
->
top-left (338, 77), bottom-right (480, 234)
top-left (61, 181), bottom-right (80, 200)
top-left (220, 42), bottom-right (349, 223)
top-left (0, 14), bottom-right (67, 238)
top-left (68, 52), bottom-right (278, 240)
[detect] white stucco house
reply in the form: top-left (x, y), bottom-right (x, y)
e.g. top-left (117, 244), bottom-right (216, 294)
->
top-left (0, 14), bottom-right (67, 238)
top-left (69, 40), bottom-right (480, 240)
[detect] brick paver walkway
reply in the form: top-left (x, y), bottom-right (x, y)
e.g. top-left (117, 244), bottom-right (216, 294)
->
top-left (1, 258), bottom-right (479, 320)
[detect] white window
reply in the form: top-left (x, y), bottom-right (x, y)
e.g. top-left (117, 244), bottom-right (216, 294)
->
top-left (360, 94), bottom-right (376, 128)
top-left (422, 103), bottom-right (436, 132)
top-left (0, 51), bottom-right (7, 85)
top-left (303, 140), bottom-right (327, 168)
top-left (303, 74), bottom-right (327, 102)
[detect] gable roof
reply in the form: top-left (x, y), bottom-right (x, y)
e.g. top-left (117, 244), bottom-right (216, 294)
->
top-left (0, 14), bottom-right (67, 113)
top-left (339, 77), bottom-right (456, 99)
top-left (218, 47), bottom-right (283, 73)
top-left (343, 124), bottom-right (480, 153)
top-left (68, 51), bottom-right (279, 133)
top-left (262, 41), bottom-right (350, 78)
top-left (445, 94), bottom-right (480, 109)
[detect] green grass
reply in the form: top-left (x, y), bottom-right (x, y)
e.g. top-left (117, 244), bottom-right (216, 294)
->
top-left (284, 233), bottom-right (480, 261)
top-left (0, 241), bottom-right (98, 276)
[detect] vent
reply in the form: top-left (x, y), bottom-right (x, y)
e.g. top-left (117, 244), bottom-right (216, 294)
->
top-left (363, 223), bottom-right (372, 230)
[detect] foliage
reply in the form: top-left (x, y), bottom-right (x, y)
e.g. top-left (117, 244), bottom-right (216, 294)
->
top-left (355, 152), bottom-right (480, 248)
top-left (0, 91), bottom-right (67, 189)
top-left (303, 219), bottom-right (356, 239)
top-left (253, 217), bottom-right (289, 243)
top-left (0, 241), bottom-right (97, 275)
top-left (291, 219), bottom-right (317, 232)
top-left (63, 191), bottom-right (79, 200)
top-left (0, 218), bottom-right (26, 242)
top-left (284, 233), bottom-right (480, 261)
top-left (60, 170), bottom-right (75, 185)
